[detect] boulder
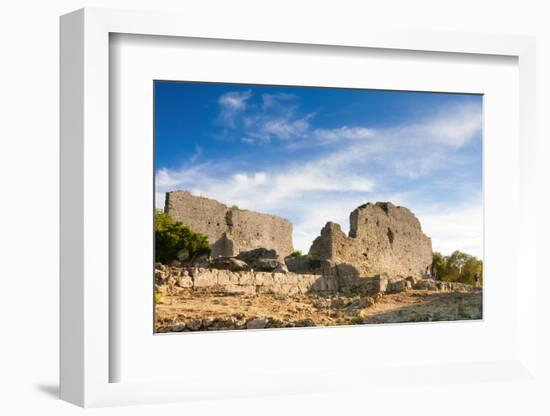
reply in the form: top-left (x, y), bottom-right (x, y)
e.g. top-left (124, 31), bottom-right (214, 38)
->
top-left (413, 279), bottom-right (438, 291)
top-left (285, 256), bottom-right (322, 274)
top-left (209, 257), bottom-right (249, 271)
top-left (246, 317), bottom-right (269, 329)
top-left (386, 277), bottom-right (407, 294)
top-left (251, 258), bottom-right (287, 272)
top-left (237, 248), bottom-right (287, 272)
top-left (237, 247), bottom-right (277, 260)
top-left (176, 275), bottom-right (193, 288)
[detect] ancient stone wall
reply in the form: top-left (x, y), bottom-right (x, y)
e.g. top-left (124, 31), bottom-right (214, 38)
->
top-left (164, 191), bottom-right (294, 258)
top-left (156, 266), bottom-right (475, 298)
top-left (309, 202), bottom-right (432, 278)
top-left (156, 266), bottom-right (336, 296)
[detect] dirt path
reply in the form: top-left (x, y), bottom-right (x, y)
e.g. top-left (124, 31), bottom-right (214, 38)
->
top-left (155, 289), bottom-right (482, 332)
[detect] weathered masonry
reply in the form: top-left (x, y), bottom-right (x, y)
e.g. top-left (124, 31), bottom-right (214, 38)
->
top-left (164, 190), bottom-right (294, 259)
top-left (309, 202), bottom-right (432, 278)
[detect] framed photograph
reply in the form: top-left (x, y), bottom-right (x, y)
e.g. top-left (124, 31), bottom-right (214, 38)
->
top-left (60, 8), bottom-right (537, 407)
top-left (152, 80), bottom-right (484, 334)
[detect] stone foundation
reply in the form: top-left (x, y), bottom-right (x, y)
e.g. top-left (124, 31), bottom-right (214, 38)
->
top-left (155, 265), bottom-right (476, 297)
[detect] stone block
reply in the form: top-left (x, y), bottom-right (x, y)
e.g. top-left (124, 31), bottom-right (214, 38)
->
top-left (193, 271), bottom-right (218, 287)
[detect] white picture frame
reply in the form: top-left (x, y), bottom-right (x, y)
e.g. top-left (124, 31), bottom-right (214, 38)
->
top-left (60, 8), bottom-right (537, 408)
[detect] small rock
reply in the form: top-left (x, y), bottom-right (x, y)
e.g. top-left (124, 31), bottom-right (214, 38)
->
top-left (358, 296), bottom-right (375, 308)
top-left (155, 269), bottom-right (167, 284)
top-left (246, 317), bottom-right (269, 329)
top-left (186, 319), bottom-right (202, 331)
top-left (176, 275), bottom-right (193, 288)
top-left (166, 276), bottom-right (177, 287)
top-left (294, 319), bottom-right (316, 327)
top-left (202, 317), bottom-right (215, 329)
top-left (215, 317), bottom-right (236, 330)
top-left (170, 323), bottom-right (186, 332)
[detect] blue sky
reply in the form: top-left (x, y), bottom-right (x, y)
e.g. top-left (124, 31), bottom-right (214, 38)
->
top-left (155, 81), bottom-right (483, 258)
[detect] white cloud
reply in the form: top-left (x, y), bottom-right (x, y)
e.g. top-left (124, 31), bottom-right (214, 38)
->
top-left (312, 126), bottom-right (375, 143)
top-left (259, 116), bottom-right (311, 140)
top-left (418, 201), bottom-right (483, 258)
top-left (309, 102), bottom-right (481, 149)
top-left (156, 156), bottom-right (482, 256)
top-left (156, 154), bottom-right (375, 212)
top-left (154, 145), bottom-right (377, 253)
top-left (218, 90), bottom-right (252, 126)
top-left (261, 93), bottom-right (297, 110)
top-left (403, 102), bottom-right (483, 148)
top-left (217, 91), bottom-right (315, 144)
top-left (159, 98), bottom-right (482, 256)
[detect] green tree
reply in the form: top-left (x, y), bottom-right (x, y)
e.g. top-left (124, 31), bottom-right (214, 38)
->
top-left (432, 251), bottom-right (447, 280)
top-left (155, 210), bottom-right (211, 264)
top-left (460, 254), bottom-right (483, 285)
top-left (433, 250), bottom-right (483, 286)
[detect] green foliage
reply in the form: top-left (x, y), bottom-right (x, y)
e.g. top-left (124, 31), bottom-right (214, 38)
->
top-left (289, 250), bottom-right (303, 258)
top-left (155, 210), bottom-right (211, 264)
top-left (433, 250), bottom-right (483, 286)
top-left (230, 205), bottom-right (239, 210)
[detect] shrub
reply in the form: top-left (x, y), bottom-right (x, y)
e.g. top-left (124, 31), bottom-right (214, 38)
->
top-left (289, 250), bottom-right (303, 258)
top-left (155, 210), bottom-right (211, 264)
top-left (433, 250), bottom-right (483, 286)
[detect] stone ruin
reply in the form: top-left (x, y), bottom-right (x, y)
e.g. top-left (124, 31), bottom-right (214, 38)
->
top-left (164, 191), bottom-right (432, 280)
top-left (309, 202), bottom-right (433, 278)
top-left (164, 190), bottom-right (294, 259)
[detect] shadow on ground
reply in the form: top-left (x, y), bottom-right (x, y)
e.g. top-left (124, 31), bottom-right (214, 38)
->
top-left (34, 383), bottom-right (59, 399)
top-left (362, 291), bottom-right (483, 324)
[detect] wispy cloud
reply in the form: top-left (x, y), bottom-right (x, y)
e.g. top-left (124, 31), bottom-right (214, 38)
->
top-left (220, 91), bottom-right (315, 143)
top-left (219, 89), bottom-right (481, 156)
top-left (160, 92), bottom-right (482, 257)
top-left (312, 126), bottom-right (376, 143)
top-left (156, 151), bottom-right (375, 213)
top-left (400, 102), bottom-right (483, 148)
top-left (218, 90), bottom-right (252, 127)
top-left (419, 200), bottom-right (483, 258)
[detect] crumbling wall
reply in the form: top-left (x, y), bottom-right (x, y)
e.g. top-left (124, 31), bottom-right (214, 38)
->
top-left (164, 191), bottom-right (294, 258)
top-left (309, 202), bottom-right (432, 278)
top-left (155, 266), bottom-right (475, 298)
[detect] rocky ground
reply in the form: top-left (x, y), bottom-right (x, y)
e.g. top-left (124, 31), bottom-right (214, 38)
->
top-left (155, 287), bottom-right (482, 332)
